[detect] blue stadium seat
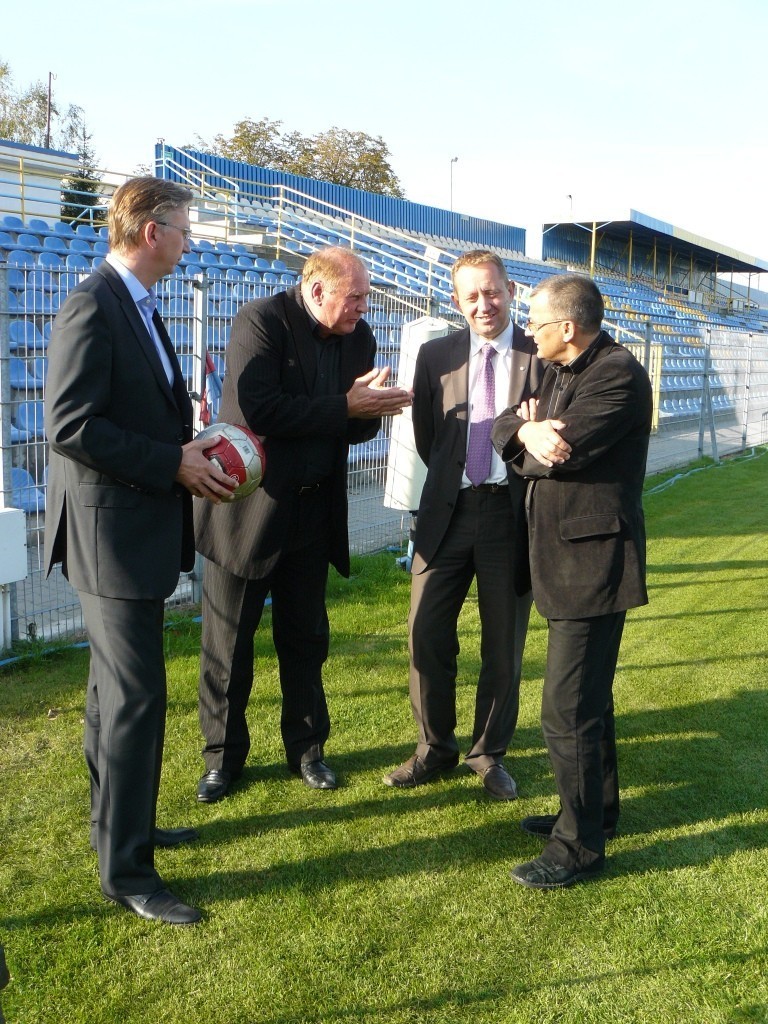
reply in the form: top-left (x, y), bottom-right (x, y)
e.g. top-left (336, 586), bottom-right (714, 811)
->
top-left (168, 323), bottom-right (191, 351)
top-left (93, 240), bottom-right (109, 256)
top-left (6, 266), bottom-right (26, 290)
top-left (236, 255), bottom-right (254, 269)
top-left (177, 353), bottom-right (195, 385)
top-left (52, 221), bottom-right (76, 239)
top-left (27, 217), bottom-right (53, 235)
top-left (9, 320), bottom-right (46, 351)
top-left (10, 467), bottom-right (46, 514)
top-left (33, 356), bottom-right (48, 382)
top-left (7, 249), bottom-right (35, 268)
top-left (42, 235), bottom-right (69, 255)
top-left (69, 238), bottom-right (93, 255)
top-left (28, 269), bottom-right (54, 291)
top-left (66, 253), bottom-right (91, 273)
top-left (0, 230), bottom-right (17, 250)
top-left (0, 214), bottom-right (25, 233)
top-left (39, 251), bottom-right (65, 271)
top-left (75, 223), bottom-right (99, 240)
top-left (15, 400), bottom-right (46, 438)
top-left (9, 357), bottom-right (43, 390)
top-left (17, 233), bottom-right (43, 251)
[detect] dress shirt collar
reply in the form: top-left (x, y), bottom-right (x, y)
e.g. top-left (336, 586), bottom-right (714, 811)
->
top-left (106, 251), bottom-right (154, 305)
top-left (468, 318), bottom-right (513, 358)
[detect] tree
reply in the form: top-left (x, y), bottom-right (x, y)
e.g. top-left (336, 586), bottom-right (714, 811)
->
top-left (304, 127), bottom-right (404, 198)
top-left (190, 117), bottom-right (405, 199)
top-left (0, 60), bottom-right (55, 147)
top-left (60, 106), bottom-right (104, 225)
top-left (0, 57), bottom-right (96, 155)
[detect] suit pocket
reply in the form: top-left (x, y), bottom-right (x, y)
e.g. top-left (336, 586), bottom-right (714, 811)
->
top-left (78, 482), bottom-right (141, 509)
top-left (560, 513), bottom-right (620, 540)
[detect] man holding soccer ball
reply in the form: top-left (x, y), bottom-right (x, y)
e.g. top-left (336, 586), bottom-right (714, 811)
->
top-left (44, 177), bottom-right (234, 925)
top-left (195, 247), bottom-right (411, 799)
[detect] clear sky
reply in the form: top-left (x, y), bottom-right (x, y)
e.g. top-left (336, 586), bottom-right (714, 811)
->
top-left (5, 0), bottom-right (768, 273)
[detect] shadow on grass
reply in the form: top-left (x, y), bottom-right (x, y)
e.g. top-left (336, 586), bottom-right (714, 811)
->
top-left (261, 946), bottom-right (768, 1024)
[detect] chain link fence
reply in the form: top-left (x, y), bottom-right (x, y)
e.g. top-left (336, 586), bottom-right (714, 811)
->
top-left (2, 262), bottom-right (767, 648)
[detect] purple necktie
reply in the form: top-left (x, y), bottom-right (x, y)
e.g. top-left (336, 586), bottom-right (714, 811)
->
top-left (466, 343), bottom-right (495, 486)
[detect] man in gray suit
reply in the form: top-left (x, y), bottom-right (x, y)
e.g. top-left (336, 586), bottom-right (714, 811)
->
top-left (194, 247), bottom-right (412, 801)
top-left (45, 177), bottom-right (234, 924)
top-left (493, 274), bottom-right (652, 889)
top-left (384, 251), bottom-right (542, 799)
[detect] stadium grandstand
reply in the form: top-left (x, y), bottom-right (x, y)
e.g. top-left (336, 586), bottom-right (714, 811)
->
top-left (1, 136), bottom-right (767, 649)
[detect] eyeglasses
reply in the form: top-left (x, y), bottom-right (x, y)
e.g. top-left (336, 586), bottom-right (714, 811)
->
top-left (525, 318), bottom-right (569, 333)
top-left (156, 221), bottom-right (192, 241)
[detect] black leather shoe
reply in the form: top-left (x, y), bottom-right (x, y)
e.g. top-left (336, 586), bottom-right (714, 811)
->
top-left (90, 826), bottom-right (199, 852)
top-left (520, 814), bottom-right (617, 841)
top-left (105, 887), bottom-right (202, 924)
top-left (510, 855), bottom-right (604, 890)
top-left (481, 764), bottom-right (518, 801)
top-left (383, 755), bottom-right (458, 788)
top-left (294, 760), bottom-right (337, 789)
top-left (196, 769), bottom-right (233, 803)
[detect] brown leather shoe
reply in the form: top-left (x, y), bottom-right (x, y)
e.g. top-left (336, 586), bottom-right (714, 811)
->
top-left (383, 755), bottom-right (458, 788)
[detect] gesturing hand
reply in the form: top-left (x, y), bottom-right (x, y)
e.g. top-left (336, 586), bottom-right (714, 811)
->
top-left (346, 367), bottom-right (413, 419)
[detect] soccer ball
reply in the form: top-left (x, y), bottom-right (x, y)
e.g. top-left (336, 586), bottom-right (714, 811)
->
top-left (197, 423), bottom-right (266, 500)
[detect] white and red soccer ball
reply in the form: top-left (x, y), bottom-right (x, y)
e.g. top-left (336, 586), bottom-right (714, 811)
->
top-left (197, 423), bottom-right (266, 500)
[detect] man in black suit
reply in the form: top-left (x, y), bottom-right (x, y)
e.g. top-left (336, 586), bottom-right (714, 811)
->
top-left (383, 251), bottom-right (542, 800)
top-left (492, 273), bottom-right (652, 889)
top-left (44, 177), bottom-right (234, 924)
top-left (195, 247), bottom-right (412, 801)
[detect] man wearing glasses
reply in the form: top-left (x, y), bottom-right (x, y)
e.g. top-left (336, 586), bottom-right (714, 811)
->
top-left (45, 177), bottom-right (234, 924)
top-left (384, 251), bottom-right (542, 799)
top-left (493, 273), bottom-right (652, 889)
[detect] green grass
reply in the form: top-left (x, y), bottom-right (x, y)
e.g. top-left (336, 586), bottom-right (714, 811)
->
top-left (2, 448), bottom-right (768, 1023)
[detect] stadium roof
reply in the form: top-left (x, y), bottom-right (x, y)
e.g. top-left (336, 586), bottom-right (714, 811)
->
top-left (543, 209), bottom-right (768, 276)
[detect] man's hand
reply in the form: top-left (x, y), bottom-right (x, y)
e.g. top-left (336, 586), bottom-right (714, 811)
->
top-left (346, 367), bottom-right (413, 419)
top-left (517, 398), bottom-right (539, 421)
top-left (518, 419), bottom-right (572, 467)
top-left (175, 435), bottom-right (238, 502)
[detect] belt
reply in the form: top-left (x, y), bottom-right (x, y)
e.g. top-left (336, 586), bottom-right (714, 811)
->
top-left (467, 482), bottom-right (507, 493)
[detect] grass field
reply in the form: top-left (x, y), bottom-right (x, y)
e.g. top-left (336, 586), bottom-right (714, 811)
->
top-left (1, 449), bottom-right (767, 1024)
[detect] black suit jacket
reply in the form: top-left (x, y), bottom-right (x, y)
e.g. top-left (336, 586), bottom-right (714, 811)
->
top-left (194, 286), bottom-right (379, 580)
top-left (492, 331), bottom-right (653, 619)
top-left (410, 323), bottom-right (543, 579)
top-left (44, 261), bottom-right (194, 599)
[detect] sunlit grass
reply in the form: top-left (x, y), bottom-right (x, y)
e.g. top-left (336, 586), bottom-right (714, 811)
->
top-left (1, 448), bottom-right (767, 1023)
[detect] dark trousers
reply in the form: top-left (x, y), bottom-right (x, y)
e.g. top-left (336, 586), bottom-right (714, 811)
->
top-left (79, 591), bottom-right (166, 897)
top-left (199, 490), bottom-right (334, 772)
top-left (540, 611), bottom-right (625, 871)
top-left (408, 488), bottom-right (532, 773)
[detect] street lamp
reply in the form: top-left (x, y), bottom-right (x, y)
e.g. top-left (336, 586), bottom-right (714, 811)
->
top-left (450, 157), bottom-right (458, 212)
